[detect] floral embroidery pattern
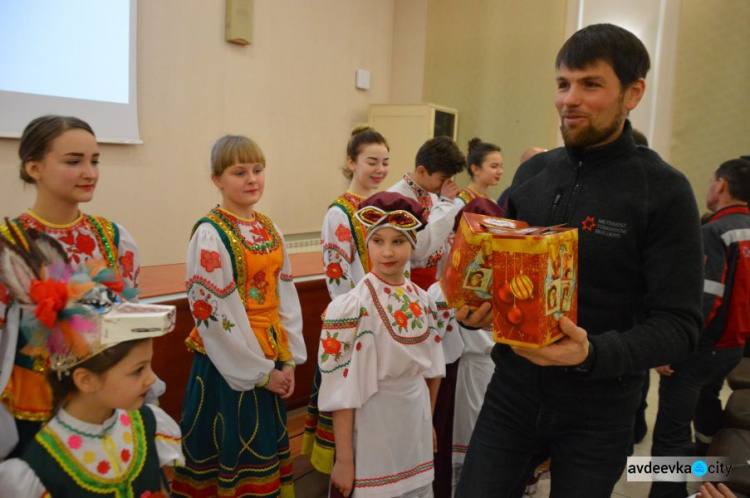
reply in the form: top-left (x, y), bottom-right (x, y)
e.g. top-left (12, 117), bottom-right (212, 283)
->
top-left (335, 224), bottom-right (352, 243)
top-left (325, 259), bottom-right (347, 286)
top-left (320, 331), bottom-right (351, 362)
top-left (68, 435), bottom-right (82, 450)
top-left (319, 330), bottom-right (373, 374)
top-left (221, 314), bottom-right (236, 332)
top-left (200, 250), bottom-right (222, 273)
top-left (248, 270), bottom-right (269, 304)
top-left (191, 289), bottom-right (218, 328)
top-left (435, 302), bottom-right (452, 330)
top-left (186, 276), bottom-right (235, 298)
top-left (97, 460), bottom-right (110, 474)
top-left (121, 448), bottom-right (131, 462)
top-left (404, 174), bottom-right (434, 216)
top-left (119, 251), bottom-right (135, 280)
top-left (365, 279), bottom-right (431, 345)
top-left (387, 287), bottom-right (425, 332)
top-left (58, 231), bottom-right (97, 264)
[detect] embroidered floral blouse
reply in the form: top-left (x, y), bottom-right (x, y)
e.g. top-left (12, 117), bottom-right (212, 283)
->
top-left (185, 208), bottom-right (305, 391)
top-left (0, 211), bottom-right (140, 329)
top-left (0, 211), bottom-right (141, 457)
top-left (321, 191), bottom-right (369, 299)
top-left (317, 273), bottom-right (446, 412)
top-left (426, 282), bottom-right (466, 364)
top-left (0, 405), bottom-right (183, 497)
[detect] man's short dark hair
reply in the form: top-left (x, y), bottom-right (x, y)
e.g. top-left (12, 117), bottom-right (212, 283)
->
top-left (716, 158), bottom-right (750, 203)
top-left (415, 136), bottom-right (466, 176)
top-left (556, 23), bottom-right (651, 89)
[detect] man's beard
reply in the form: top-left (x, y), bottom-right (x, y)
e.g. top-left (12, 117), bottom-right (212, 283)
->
top-left (560, 97), bottom-right (626, 149)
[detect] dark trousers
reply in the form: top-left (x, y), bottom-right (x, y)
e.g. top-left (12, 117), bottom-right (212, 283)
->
top-left (649, 347), bottom-right (744, 498)
top-left (456, 345), bottom-right (642, 498)
top-left (433, 359), bottom-right (459, 498)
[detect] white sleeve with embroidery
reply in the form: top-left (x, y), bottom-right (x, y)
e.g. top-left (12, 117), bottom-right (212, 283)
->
top-left (426, 282), bottom-right (465, 365)
top-left (187, 224), bottom-right (275, 391)
top-left (420, 290), bottom-right (448, 379)
top-left (115, 223), bottom-right (167, 401)
top-left (412, 199), bottom-right (460, 261)
top-left (114, 223), bottom-right (141, 292)
top-left (317, 293), bottom-right (378, 411)
top-left (146, 404), bottom-right (185, 467)
top-left (275, 223), bottom-right (306, 366)
top-left (0, 300), bottom-right (20, 459)
top-left (0, 458), bottom-right (46, 497)
top-left (321, 207), bottom-right (362, 299)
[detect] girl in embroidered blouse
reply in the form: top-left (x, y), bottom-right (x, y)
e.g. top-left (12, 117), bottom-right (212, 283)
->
top-left (302, 126), bottom-right (391, 474)
top-left (322, 125), bottom-right (390, 298)
top-left (318, 192), bottom-right (446, 498)
top-left (172, 135), bottom-right (306, 498)
top-left (455, 138), bottom-right (504, 208)
top-left (0, 115), bottom-right (143, 460)
top-left (0, 229), bottom-right (182, 497)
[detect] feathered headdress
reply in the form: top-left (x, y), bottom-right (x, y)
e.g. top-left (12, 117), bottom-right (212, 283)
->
top-left (0, 220), bottom-right (175, 376)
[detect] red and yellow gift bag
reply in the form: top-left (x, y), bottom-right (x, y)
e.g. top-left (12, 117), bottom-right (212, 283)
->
top-left (440, 213), bottom-right (578, 348)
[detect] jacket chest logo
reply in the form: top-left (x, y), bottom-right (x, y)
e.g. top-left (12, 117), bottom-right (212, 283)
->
top-left (581, 216), bottom-right (628, 239)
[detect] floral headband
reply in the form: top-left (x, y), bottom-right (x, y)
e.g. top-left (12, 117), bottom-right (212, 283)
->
top-left (355, 206), bottom-right (423, 247)
top-left (0, 223), bottom-right (175, 376)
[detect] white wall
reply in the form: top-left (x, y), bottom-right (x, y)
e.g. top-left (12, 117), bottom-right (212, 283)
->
top-left (0, 1), bottom-right (396, 265)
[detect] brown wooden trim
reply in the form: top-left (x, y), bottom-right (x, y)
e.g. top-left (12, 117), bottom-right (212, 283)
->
top-left (139, 251), bottom-right (324, 299)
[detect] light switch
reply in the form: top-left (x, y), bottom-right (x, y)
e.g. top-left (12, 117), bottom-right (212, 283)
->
top-left (355, 69), bottom-right (371, 90)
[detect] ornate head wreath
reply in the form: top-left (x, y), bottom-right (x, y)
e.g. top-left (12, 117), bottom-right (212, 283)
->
top-left (355, 192), bottom-right (425, 247)
top-left (0, 220), bottom-right (175, 376)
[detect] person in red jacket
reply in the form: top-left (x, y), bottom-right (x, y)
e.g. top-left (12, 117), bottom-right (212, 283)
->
top-left (651, 158), bottom-right (750, 498)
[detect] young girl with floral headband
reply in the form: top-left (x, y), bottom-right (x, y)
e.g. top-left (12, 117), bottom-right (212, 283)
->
top-left (302, 126), bottom-right (392, 474)
top-left (0, 227), bottom-right (182, 497)
top-left (0, 115), bottom-right (146, 459)
top-left (318, 191), bottom-right (446, 498)
top-left (172, 135), bottom-right (306, 498)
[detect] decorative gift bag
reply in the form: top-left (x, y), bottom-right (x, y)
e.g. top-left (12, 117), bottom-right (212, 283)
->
top-left (441, 213), bottom-right (578, 348)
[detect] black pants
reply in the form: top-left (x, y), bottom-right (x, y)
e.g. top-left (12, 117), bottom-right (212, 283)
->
top-left (456, 345), bottom-right (642, 498)
top-left (649, 347), bottom-right (743, 498)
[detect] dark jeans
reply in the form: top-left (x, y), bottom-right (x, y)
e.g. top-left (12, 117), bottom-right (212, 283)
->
top-left (456, 345), bottom-right (642, 498)
top-left (433, 359), bottom-right (459, 498)
top-left (649, 346), bottom-right (744, 498)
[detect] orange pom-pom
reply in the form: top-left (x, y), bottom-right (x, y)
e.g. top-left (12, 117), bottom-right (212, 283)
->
top-left (29, 280), bottom-right (69, 328)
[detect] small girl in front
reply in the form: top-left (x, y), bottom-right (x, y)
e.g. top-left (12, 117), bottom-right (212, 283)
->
top-left (0, 228), bottom-right (182, 497)
top-left (318, 192), bottom-right (446, 498)
top-left (173, 135), bottom-right (306, 498)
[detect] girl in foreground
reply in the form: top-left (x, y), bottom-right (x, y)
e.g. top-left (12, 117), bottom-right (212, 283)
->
top-left (318, 192), bottom-right (445, 497)
top-left (303, 126), bottom-right (391, 473)
top-left (0, 228), bottom-right (181, 496)
top-left (172, 135), bottom-right (305, 497)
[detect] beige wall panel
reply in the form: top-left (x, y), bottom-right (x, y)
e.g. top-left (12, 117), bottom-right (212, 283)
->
top-left (669, 0), bottom-right (750, 210)
top-left (0, 1), bottom-right (395, 265)
top-left (390, 0), bottom-right (429, 103)
top-left (422, 0), bottom-right (567, 197)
